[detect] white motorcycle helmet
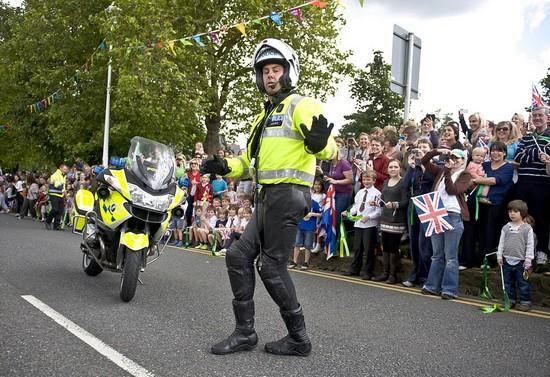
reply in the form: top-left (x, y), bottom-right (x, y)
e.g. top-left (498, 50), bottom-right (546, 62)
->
top-left (252, 38), bottom-right (300, 93)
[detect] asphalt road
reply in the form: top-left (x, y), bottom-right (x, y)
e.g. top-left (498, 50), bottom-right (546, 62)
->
top-left (1, 214), bottom-right (549, 377)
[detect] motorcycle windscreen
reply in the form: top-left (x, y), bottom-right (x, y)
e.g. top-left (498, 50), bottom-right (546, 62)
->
top-left (127, 136), bottom-right (175, 191)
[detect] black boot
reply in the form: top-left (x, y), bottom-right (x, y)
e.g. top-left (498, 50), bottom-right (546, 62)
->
top-left (211, 299), bottom-right (258, 355)
top-left (264, 306), bottom-right (312, 356)
top-left (372, 252), bottom-right (390, 281)
top-left (386, 253), bottom-right (401, 284)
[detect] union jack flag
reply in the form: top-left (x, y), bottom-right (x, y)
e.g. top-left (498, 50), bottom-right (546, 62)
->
top-left (532, 84), bottom-right (549, 108)
top-left (319, 184), bottom-right (337, 259)
top-left (411, 191), bottom-right (454, 237)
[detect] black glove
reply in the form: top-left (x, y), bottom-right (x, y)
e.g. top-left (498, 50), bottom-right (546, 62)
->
top-left (200, 155), bottom-right (231, 176)
top-left (300, 114), bottom-right (334, 154)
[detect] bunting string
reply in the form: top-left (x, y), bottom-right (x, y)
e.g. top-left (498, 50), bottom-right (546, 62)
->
top-left (22, 0), bottom-right (366, 115)
top-left (26, 40), bottom-right (107, 114)
top-left (125, 0), bottom-right (339, 53)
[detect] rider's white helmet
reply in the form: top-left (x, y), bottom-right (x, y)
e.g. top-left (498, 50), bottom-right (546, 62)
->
top-left (252, 38), bottom-right (300, 93)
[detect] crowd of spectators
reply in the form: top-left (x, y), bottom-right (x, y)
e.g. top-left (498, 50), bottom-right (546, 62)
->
top-left (0, 160), bottom-right (92, 228)
top-left (310, 106), bottom-right (550, 311)
top-left (2, 107), bottom-right (550, 310)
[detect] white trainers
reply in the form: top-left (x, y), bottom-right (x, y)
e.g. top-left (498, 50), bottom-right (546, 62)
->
top-left (311, 244), bottom-right (321, 254)
top-left (458, 265), bottom-right (468, 271)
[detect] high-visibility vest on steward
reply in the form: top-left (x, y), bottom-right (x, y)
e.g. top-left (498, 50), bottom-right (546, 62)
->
top-left (48, 169), bottom-right (66, 198)
top-left (226, 94), bottom-right (337, 187)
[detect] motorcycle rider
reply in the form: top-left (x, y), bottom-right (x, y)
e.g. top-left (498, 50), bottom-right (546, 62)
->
top-left (203, 38), bottom-right (336, 356)
top-left (45, 162), bottom-right (68, 230)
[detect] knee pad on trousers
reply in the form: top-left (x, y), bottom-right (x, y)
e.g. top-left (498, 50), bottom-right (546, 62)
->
top-left (226, 248), bottom-right (256, 301)
top-left (256, 258), bottom-right (298, 311)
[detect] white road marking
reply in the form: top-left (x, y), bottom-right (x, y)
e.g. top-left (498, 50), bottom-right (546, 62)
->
top-left (21, 295), bottom-right (154, 377)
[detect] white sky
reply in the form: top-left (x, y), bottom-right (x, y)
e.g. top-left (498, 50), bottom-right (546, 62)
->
top-left (6, 0), bottom-right (550, 135)
top-left (325, 0), bottom-right (550, 131)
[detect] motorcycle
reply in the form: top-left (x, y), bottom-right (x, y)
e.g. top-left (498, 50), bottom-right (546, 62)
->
top-left (73, 136), bottom-right (186, 302)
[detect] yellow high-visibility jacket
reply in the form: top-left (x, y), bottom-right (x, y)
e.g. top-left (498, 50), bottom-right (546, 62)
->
top-left (226, 93), bottom-right (336, 187)
top-left (48, 169), bottom-right (66, 198)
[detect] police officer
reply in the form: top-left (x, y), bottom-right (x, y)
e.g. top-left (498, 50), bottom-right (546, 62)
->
top-left (203, 38), bottom-right (336, 357)
top-left (45, 162), bottom-right (68, 230)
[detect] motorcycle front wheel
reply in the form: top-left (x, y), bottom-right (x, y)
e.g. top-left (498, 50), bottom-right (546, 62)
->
top-left (119, 249), bottom-right (142, 302)
top-left (82, 252), bottom-right (103, 276)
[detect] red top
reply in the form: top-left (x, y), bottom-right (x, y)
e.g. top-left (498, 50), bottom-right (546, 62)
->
top-left (367, 153), bottom-right (389, 191)
top-left (195, 183), bottom-right (213, 205)
top-left (187, 170), bottom-right (201, 196)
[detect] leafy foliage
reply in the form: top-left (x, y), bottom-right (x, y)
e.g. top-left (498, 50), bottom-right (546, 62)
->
top-left (339, 50), bottom-right (402, 137)
top-left (0, 0), bottom-right (353, 170)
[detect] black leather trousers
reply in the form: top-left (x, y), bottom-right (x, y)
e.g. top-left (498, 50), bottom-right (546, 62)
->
top-left (226, 183), bottom-right (310, 311)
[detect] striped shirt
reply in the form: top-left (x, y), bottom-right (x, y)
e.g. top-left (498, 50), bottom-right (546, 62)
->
top-left (497, 222), bottom-right (535, 263)
top-left (514, 129), bottom-right (550, 184)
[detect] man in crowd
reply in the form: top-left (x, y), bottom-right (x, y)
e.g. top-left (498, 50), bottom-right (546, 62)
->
top-left (514, 106), bottom-right (550, 264)
top-left (203, 38), bottom-right (336, 357)
top-left (45, 162), bottom-right (68, 230)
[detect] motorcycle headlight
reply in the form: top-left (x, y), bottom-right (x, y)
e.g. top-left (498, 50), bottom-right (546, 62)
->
top-left (128, 183), bottom-right (173, 212)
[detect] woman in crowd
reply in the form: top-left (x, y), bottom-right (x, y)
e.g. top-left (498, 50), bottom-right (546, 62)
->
top-left (439, 122), bottom-right (464, 150)
top-left (372, 159), bottom-right (408, 284)
top-left (489, 121), bottom-right (519, 162)
top-left (511, 113), bottom-right (526, 137)
top-left (323, 148), bottom-right (353, 244)
top-left (175, 153), bottom-right (187, 180)
top-left (401, 139), bottom-right (436, 287)
top-left (419, 114), bottom-right (439, 148)
top-left (383, 132), bottom-right (403, 161)
top-left (463, 141), bottom-right (514, 268)
top-left (459, 111), bottom-right (486, 147)
top-left (420, 148), bottom-right (471, 299)
top-left (185, 158), bottom-right (202, 227)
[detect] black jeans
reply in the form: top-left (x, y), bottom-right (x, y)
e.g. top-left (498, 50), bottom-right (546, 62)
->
top-left (225, 184), bottom-right (310, 311)
top-left (348, 227), bottom-right (377, 275)
top-left (46, 196), bottom-right (65, 227)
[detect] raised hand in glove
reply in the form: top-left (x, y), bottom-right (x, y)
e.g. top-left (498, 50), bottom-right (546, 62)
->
top-left (300, 114), bottom-right (334, 154)
top-left (201, 155), bottom-right (231, 176)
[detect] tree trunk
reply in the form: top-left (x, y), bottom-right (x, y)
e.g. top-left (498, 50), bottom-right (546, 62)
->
top-left (204, 114), bottom-right (221, 156)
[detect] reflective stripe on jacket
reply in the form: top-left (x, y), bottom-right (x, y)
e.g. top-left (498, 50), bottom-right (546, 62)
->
top-left (226, 94), bottom-right (336, 187)
top-left (48, 169), bottom-right (65, 198)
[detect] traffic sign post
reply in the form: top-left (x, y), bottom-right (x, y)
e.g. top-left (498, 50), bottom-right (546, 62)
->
top-left (390, 24), bottom-right (421, 121)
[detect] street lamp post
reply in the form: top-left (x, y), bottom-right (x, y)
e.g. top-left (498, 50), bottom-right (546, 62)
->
top-left (102, 2), bottom-right (120, 167)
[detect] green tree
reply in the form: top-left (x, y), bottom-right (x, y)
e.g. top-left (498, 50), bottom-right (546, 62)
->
top-left (340, 50), bottom-right (402, 137)
top-left (0, 0), bottom-right (353, 170)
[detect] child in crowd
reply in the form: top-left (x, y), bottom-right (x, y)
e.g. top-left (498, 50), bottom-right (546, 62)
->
top-left (310, 179), bottom-right (326, 253)
top-left (342, 170), bottom-right (382, 279)
top-left (221, 196), bottom-right (231, 211)
top-left (0, 186), bottom-right (9, 213)
top-left (195, 174), bottom-right (213, 209)
top-left (497, 200), bottom-right (534, 311)
top-left (211, 174), bottom-right (228, 199)
top-left (194, 206), bottom-right (217, 249)
top-left (466, 147), bottom-right (490, 203)
top-left (240, 194), bottom-right (253, 210)
top-left (226, 182), bottom-right (238, 205)
top-left (35, 185), bottom-right (48, 221)
top-left (188, 205), bottom-right (204, 247)
top-left (64, 188), bottom-right (75, 227)
top-left (212, 197), bottom-right (222, 211)
top-left (220, 205), bottom-right (240, 253)
top-left (209, 208), bottom-right (229, 253)
top-left (288, 190), bottom-right (323, 271)
top-left (224, 207), bottom-right (252, 251)
top-left (169, 205), bottom-right (186, 247)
